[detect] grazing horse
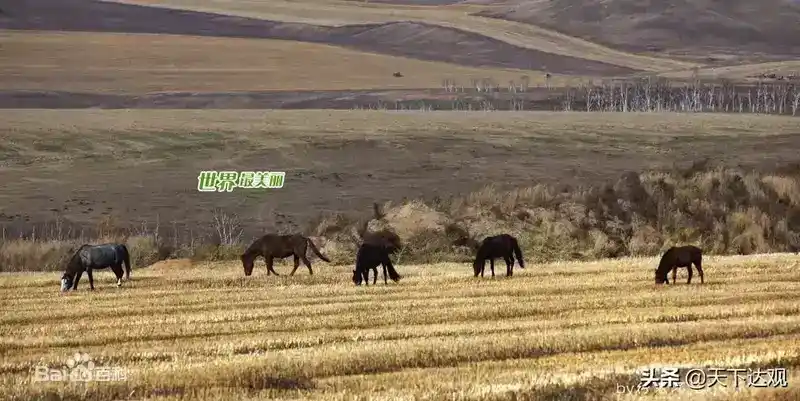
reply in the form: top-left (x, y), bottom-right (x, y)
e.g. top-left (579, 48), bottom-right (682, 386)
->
top-left (241, 234), bottom-right (330, 276)
top-left (473, 234), bottom-right (525, 277)
top-left (655, 245), bottom-right (704, 284)
top-left (353, 242), bottom-right (401, 286)
top-left (60, 243), bottom-right (131, 292)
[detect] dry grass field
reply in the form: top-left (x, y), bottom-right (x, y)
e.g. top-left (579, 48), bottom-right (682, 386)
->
top-left (0, 30), bottom-right (581, 93)
top-left (1, 254), bottom-right (799, 400)
top-left (5, 26), bottom-right (794, 95)
top-left (3, 0), bottom-right (798, 109)
top-left (2, 110), bottom-right (799, 237)
top-left (2, 0), bottom-right (800, 399)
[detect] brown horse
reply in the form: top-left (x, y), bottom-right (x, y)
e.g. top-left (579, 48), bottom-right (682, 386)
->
top-left (473, 234), bottom-right (525, 278)
top-left (655, 245), bottom-right (704, 284)
top-left (353, 242), bottom-right (401, 286)
top-left (241, 234), bottom-right (330, 276)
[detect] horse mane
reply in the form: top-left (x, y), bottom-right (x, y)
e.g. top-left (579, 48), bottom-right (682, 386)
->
top-left (475, 241), bottom-right (489, 258)
top-left (65, 244), bottom-right (90, 270)
top-left (656, 247), bottom-right (676, 270)
top-left (241, 239), bottom-right (262, 260)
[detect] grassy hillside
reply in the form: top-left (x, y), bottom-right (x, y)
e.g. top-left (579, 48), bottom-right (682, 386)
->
top-left (475, 0), bottom-right (800, 63)
top-left (96, 0), bottom-right (695, 72)
top-left (1, 110), bottom-right (798, 243)
top-left (2, 30), bottom-right (579, 93)
top-left (2, 110), bottom-right (800, 272)
top-left (1, 255), bottom-right (799, 400)
top-left (0, 0), bottom-right (646, 77)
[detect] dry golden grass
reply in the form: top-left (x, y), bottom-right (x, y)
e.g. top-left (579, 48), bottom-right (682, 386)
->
top-left (1, 254), bottom-right (799, 400)
top-left (0, 30), bottom-right (579, 93)
top-left (105, 0), bottom-right (698, 72)
top-left (2, 109), bottom-right (798, 167)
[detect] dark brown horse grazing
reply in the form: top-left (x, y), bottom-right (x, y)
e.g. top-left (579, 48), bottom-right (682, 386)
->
top-left (473, 234), bottom-right (525, 278)
top-left (353, 242), bottom-right (401, 286)
top-left (241, 234), bottom-right (330, 276)
top-left (655, 245), bottom-right (704, 285)
top-left (60, 243), bottom-right (131, 292)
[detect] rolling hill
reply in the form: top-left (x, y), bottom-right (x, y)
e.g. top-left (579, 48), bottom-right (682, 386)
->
top-left (0, 0), bottom-right (640, 76)
top-left (0, 30), bottom-right (591, 94)
top-left (475, 0), bottom-right (800, 63)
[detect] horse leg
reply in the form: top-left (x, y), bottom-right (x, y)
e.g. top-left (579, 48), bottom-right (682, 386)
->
top-left (86, 268), bottom-right (95, 290)
top-left (686, 265), bottom-right (693, 284)
top-left (300, 255), bottom-right (314, 275)
top-left (695, 261), bottom-right (705, 284)
top-left (73, 271), bottom-right (83, 290)
top-left (504, 256), bottom-right (513, 277)
top-left (490, 259), bottom-right (495, 277)
top-left (113, 264), bottom-right (124, 287)
top-left (672, 266), bottom-right (678, 284)
top-left (289, 255), bottom-right (300, 276)
top-left (372, 267), bottom-right (378, 285)
top-left (266, 257), bottom-right (279, 276)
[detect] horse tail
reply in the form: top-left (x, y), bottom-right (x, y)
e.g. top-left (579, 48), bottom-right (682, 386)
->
top-left (385, 259), bottom-right (401, 282)
top-left (120, 244), bottom-right (131, 279)
top-left (306, 237), bottom-right (331, 263)
top-left (511, 237), bottom-right (524, 268)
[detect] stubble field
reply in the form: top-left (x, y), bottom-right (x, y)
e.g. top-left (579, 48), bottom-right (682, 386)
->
top-left (1, 254), bottom-right (799, 400)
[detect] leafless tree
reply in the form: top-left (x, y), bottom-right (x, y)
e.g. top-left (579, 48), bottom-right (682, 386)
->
top-left (211, 209), bottom-right (243, 246)
top-left (519, 75), bottom-right (530, 92)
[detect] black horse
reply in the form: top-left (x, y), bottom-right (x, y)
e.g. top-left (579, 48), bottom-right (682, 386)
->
top-left (60, 243), bottom-right (131, 292)
top-left (473, 234), bottom-right (525, 277)
top-left (655, 245), bottom-right (704, 284)
top-left (353, 242), bottom-right (401, 286)
top-left (241, 233), bottom-right (330, 276)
